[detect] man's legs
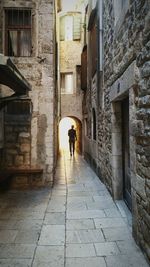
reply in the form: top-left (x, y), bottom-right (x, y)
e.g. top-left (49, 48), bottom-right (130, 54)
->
top-left (72, 141), bottom-right (75, 155)
top-left (69, 141), bottom-right (75, 156)
top-left (69, 141), bottom-right (72, 155)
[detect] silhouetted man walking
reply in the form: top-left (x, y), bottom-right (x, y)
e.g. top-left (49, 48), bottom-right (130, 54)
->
top-left (68, 125), bottom-right (77, 156)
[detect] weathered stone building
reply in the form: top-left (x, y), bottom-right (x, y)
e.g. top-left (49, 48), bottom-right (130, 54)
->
top-left (59, 9), bottom-right (83, 152)
top-left (81, 0), bottom-right (150, 261)
top-left (0, 0), bottom-right (59, 188)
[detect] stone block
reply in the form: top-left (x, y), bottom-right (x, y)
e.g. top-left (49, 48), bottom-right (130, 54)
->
top-left (66, 243), bottom-right (96, 258)
top-left (132, 175), bottom-right (146, 198)
top-left (102, 227), bottom-right (132, 242)
top-left (66, 257), bottom-right (106, 267)
top-left (140, 220), bottom-right (150, 244)
top-left (38, 225), bottom-right (65, 245)
top-left (32, 246), bottom-right (64, 267)
top-left (0, 259), bottom-right (32, 266)
top-left (14, 230), bottom-right (40, 244)
top-left (14, 155), bottom-right (24, 166)
top-left (130, 120), bottom-right (144, 136)
top-left (66, 229), bottom-right (105, 243)
top-left (66, 219), bottom-right (95, 230)
top-left (67, 210), bottom-right (106, 220)
top-left (5, 154), bottom-right (14, 166)
top-left (141, 61), bottom-right (150, 78)
top-left (20, 144), bottom-right (30, 153)
top-left (0, 230), bottom-right (18, 243)
top-left (24, 153), bottom-right (30, 165)
top-left (105, 253), bottom-right (149, 267)
top-left (95, 242), bottom-right (120, 256)
top-left (139, 79), bottom-right (150, 96)
top-left (44, 212), bottom-right (65, 225)
top-left (139, 95), bottom-right (150, 107)
top-left (0, 244), bottom-right (35, 258)
top-left (94, 218), bottom-right (126, 229)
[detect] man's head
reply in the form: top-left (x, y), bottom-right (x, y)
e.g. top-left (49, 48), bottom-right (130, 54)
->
top-left (71, 125), bottom-right (74, 129)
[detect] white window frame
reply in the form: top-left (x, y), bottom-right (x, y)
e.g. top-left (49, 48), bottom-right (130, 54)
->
top-left (61, 73), bottom-right (74, 94)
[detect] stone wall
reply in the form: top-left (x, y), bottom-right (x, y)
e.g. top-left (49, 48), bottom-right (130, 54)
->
top-left (0, 0), bottom-right (57, 187)
top-left (101, 0), bottom-right (150, 260)
top-left (82, 0), bottom-right (150, 261)
top-left (132, 41), bottom-right (150, 260)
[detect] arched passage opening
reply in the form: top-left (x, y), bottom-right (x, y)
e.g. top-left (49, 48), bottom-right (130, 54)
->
top-left (59, 116), bottom-right (82, 154)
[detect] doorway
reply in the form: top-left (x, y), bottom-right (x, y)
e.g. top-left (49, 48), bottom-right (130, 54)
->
top-left (122, 97), bottom-right (132, 210)
top-left (59, 116), bottom-right (82, 154)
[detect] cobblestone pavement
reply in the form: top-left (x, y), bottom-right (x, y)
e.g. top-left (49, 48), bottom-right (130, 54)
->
top-left (0, 151), bottom-right (149, 267)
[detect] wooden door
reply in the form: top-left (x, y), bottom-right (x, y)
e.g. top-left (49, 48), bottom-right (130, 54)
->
top-left (122, 97), bottom-right (132, 210)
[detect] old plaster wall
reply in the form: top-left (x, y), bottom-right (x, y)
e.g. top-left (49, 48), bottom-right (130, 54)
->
top-left (0, 0), bottom-right (56, 187)
top-left (60, 40), bottom-right (83, 121)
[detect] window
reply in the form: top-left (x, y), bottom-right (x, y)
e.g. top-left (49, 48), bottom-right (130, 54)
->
top-left (5, 9), bottom-right (32, 57)
top-left (76, 65), bottom-right (81, 92)
top-left (91, 20), bottom-right (97, 76)
top-left (60, 13), bottom-right (81, 41)
top-left (61, 73), bottom-right (73, 94)
top-left (88, 9), bottom-right (98, 77)
top-left (92, 108), bottom-right (96, 140)
top-left (65, 16), bottom-right (73, 40)
top-left (81, 45), bottom-right (87, 90)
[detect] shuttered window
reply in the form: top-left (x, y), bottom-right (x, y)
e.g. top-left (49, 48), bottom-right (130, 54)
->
top-left (5, 8), bottom-right (32, 57)
top-left (76, 65), bottom-right (81, 92)
top-left (81, 45), bottom-right (87, 90)
top-left (91, 20), bottom-right (97, 76)
top-left (60, 14), bottom-right (81, 41)
top-left (61, 73), bottom-right (73, 94)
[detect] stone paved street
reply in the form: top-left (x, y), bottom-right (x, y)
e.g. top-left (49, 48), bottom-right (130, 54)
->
top-left (0, 152), bottom-right (149, 267)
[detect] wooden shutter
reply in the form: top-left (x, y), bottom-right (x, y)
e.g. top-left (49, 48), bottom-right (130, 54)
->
top-left (91, 22), bottom-right (97, 76)
top-left (60, 16), bottom-right (65, 41)
top-left (73, 14), bottom-right (81, 40)
top-left (81, 46), bottom-right (87, 90)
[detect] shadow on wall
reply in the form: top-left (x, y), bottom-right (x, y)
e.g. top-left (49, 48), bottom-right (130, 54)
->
top-left (59, 116), bottom-right (82, 154)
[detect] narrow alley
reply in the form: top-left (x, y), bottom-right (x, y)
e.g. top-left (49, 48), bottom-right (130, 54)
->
top-left (0, 152), bottom-right (148, 267)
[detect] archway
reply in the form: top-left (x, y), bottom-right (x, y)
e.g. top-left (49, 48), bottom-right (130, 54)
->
top-left (59, 116), bottom-right (82, 154)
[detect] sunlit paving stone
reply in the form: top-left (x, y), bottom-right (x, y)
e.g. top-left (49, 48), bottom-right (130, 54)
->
top-left (66, 257), bottom-right (107, 267)
top-left (66, 229), bottom-right (105, 243)
top-left (38, 225), bottom-right (65, 245)
top-left (66, 219), bottom-right (95, 230)
top-left (0, 152), bottom-right (148, 267)
top-left (0, 230), bottom-right (18, 243)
